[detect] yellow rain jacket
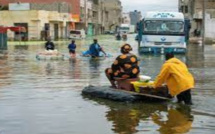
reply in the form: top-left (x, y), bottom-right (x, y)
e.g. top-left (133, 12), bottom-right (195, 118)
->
top-left (154, 58), bottom-right (194, 96)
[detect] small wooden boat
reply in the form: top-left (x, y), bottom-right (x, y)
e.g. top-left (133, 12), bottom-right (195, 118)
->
top-left (82, 80), bottom-right (172, 102)
top-left (36, 50), bottom-right (64, 60)
top-left (81, 50), bottom-right (112, 58)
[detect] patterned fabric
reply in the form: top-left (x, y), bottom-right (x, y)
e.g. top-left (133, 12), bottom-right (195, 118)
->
top-left (106, 53), bottom-right (140, 80)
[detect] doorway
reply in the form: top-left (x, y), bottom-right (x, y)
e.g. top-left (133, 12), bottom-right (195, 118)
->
top-left (54, 24), bottom-right (59, 40)
top-left (14, 23), bottom-right (28, 41)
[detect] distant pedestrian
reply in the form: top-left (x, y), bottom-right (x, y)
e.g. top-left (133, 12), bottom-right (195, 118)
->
top-left (68, 40), bottom-right (76, 58)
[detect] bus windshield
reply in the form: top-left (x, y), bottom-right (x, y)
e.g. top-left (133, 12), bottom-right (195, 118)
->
top-left (144, 20), bottom-right (184, 35)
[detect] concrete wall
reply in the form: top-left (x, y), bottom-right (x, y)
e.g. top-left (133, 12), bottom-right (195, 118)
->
top-left (0, 0), bottom-right (80, 14)
top-left (31, 3), bottom-right (71, 13)
top-left (129, 11), bottom-right (141, 25)
top-left (206, 18), bottom-right (215, 38)
top-left (103, 0), bottom-right (122, 31)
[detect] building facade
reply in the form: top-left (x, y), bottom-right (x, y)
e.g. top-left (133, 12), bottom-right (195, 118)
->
top-left (179, 0), bottom-right (215, 38)
top-left (0, 0), bottom-right (80, 40)
top-left (78, 0), bottom-right (122, 35)
top-left (122, 13), bottom-right (131, 24)
top-left (0, 0), bottom-right (122, 39)
top-left (102, 0), bottom-right (122, 32)
top-left (129, 10), bottom-right (142, 25)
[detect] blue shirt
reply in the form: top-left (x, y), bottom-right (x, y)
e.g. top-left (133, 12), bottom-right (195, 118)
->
top-left (89, 43), bottom-right (101, 57)
top-left (68, 43), bottom-right (76, 51)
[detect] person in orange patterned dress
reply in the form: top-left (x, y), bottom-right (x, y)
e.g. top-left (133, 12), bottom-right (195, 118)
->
top-left (105, 44), bottom-right (140, 88)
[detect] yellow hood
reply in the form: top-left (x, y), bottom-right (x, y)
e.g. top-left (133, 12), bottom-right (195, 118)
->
top-left (154, 58), bottom-right (194, 96)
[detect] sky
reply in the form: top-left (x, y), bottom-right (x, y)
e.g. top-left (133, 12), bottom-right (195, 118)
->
top-left (121, 0), bottom-right (179, 16)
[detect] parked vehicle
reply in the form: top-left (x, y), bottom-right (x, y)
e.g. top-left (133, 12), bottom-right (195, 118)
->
top-left (104, 31), bottom-right (115, 35)
top-left (119, 24), bottom-right (130, 34)
top-left (69, 29), bottom-right (86, 39)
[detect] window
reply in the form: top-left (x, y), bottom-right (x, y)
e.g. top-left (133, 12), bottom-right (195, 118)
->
top-left (181, 6), bottom-right (188, 13)
top-left (144, 20), bottom-right (184, 35)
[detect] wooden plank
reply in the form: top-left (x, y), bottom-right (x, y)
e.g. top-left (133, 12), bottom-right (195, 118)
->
top-left (116, 89), bottom-right (171, 100)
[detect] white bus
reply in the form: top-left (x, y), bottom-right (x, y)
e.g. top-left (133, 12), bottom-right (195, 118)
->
top-left (139, 12), bottom-right (186, 54)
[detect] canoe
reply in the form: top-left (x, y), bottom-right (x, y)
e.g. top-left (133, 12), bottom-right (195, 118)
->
top-left (36, 54), bottom-right (64, 60)
top-left (36, 50), bottom-right (64, 60)
top-left (82, 50), bottom-right (112, 57)
top-left (82, 85), bottom-right (171, 102)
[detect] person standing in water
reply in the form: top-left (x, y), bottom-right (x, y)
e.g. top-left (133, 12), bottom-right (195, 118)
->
top-left (154, 53), bottom-right (195, 105)
top-left (68, 40), bottom-right (77, 58)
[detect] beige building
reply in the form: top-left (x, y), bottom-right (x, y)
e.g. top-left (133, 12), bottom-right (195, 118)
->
top-left (101, 0), bottom-right (122, 32)
top-left (79, 0), bottom-right (122, 35)
top-left (0, 2), bottom-right (72, 41)
top-left (0, 10), bottom-right (71, 41)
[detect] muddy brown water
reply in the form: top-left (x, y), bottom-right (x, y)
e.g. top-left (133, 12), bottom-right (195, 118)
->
top-left (0, 35), bottom-right (215, 134)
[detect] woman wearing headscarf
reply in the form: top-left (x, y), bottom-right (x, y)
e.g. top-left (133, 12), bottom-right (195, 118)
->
top-left (105, 44), bottom-right (140, 88)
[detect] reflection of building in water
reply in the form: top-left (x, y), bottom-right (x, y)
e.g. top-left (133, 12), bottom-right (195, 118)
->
top-left (89, 59), bottom-right (101, 79)
top-left (45, 63), bottom-right (53, 75)
top-left (152, 106), bottom-right (193, 134)
top-left (69, 58), bottom-right (81, 79)
top-left (0, 56), bottom-right (11, 87)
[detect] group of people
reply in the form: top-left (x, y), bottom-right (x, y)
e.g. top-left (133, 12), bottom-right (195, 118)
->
top-left (45, 38), bottom-right (195, 105)
top-left (45, 38), bottom-right (106, 58)
top-left (116, 32), bottom-right (128, 41)
top-left (105, 44), bottom-right (194, 105)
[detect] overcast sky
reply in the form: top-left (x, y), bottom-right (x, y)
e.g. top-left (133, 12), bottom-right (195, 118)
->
top-left (121, 0), bottom-right (179, 16)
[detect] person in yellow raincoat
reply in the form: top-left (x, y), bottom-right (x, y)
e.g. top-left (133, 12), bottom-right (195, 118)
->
top-left (154, 53), bottom-right (194, 105)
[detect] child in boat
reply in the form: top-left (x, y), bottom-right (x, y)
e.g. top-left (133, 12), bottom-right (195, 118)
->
top-left (68, 40), bottom-right (76, 58)
top-left (154, 53), bottom-right (195, 105)
top-left (105, 44), bottom-right (140, 88)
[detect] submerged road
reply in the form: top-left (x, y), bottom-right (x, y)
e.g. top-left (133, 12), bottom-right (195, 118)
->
top-left (0, 34), bottom-right (215, 134)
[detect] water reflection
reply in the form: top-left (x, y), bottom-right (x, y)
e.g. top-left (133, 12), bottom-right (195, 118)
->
top-left (151, 105), bottom-right (193, 134)
top-left (0, 35), bottom-right (214, 134)
top-left (45, 63), bottom-right (53, 75)
top-left (69, 58), bottom-right (81, 79)
top-left (0, 51), bottom-right (11, 88)
top-left (186, 44), bottom-right (204, 68)
top-left (83, 96), bottom-right (193, 134)
top-left (89, 59), bottom-right (101, 79)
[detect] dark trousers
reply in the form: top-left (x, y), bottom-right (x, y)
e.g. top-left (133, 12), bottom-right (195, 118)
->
top-left (177, 89), bottom-right (192, 105)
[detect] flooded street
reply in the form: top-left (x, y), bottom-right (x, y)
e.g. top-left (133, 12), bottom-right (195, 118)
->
top-left (0, 35), bottom-right (215, 134)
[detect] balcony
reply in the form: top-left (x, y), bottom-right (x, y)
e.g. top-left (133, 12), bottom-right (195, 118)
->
top-left (193, 11), bottom-right (203, 19)
top-left (92, 4), bottom-right (98, 11)
top-left (49, 12), bottom-right (61, 21)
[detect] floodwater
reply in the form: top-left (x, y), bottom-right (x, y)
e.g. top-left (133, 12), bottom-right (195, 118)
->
top-left (0, 35), bottom-right (215, 134)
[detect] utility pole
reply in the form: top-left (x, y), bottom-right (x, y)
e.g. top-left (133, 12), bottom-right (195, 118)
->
top-left (84, 0), bottom-right (87, 33)
top-left (202, 0), bottom-right (206, 50)
top-left (183, 0), bottom-right (186, 15)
